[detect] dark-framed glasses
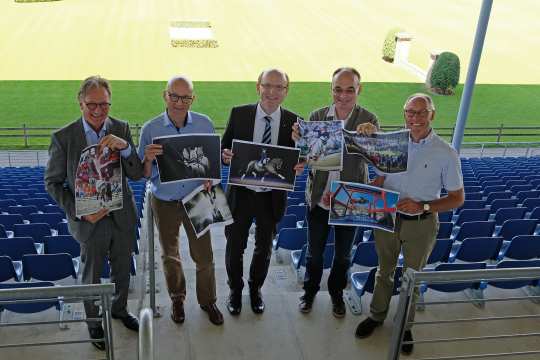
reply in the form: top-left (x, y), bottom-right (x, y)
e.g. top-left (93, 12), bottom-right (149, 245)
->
top-left (404, 109), bottom-right (431, 117)
top-left (260, 83), bottom-right (288, 92)
top-left (332, 87), bottom-right (357, 96)
top-left (85, 102), bottom-right (111, 111)
top-left (167, 92), bottom-right (194, 104)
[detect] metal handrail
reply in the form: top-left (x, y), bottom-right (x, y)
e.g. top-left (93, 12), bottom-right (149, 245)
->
top-left (138, 308), bottom-right (154, 360)
top-left (388, 267), bottom-right (540, 360)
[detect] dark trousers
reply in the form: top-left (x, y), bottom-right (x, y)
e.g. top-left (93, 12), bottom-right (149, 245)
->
top-left (303, 205), bottom-right (356, 298)
top-left (225, 190), bottom-right (276, 293)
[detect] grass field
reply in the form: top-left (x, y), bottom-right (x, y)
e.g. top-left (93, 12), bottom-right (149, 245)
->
top-left (1, 80), bottom-right (540, 148)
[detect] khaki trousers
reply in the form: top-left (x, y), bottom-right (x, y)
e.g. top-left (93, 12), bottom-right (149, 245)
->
top-left (150, 194), bottom-right (217, 306)
top-left (370, 213), bottom-right (438, 328)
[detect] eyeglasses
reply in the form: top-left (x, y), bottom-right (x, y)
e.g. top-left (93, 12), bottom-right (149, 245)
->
top-left (332, 88), bottom-right (357, 96)
top-left (85, 102), bottom-right (111, 111)
top-left (260, 83), bottom-right (288, 92)
top-left (404, 109), bottom-right (431, 117)
top-left (167, 92), bottom-right (194, 104)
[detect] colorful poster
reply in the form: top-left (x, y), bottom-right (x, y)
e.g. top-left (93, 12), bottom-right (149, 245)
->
top-left (343, 129), bottom-right (409, 174)
top-left (75, 145), bottom-right (123, 217)
top-left (153, 133), bottom-right (221, 183)
top-left (228, 140), bottom-right (300, 191)
top-left (329, 181), bottom-right (399, 232)
top-left (182, 184), bottom-right (233, 238)
top-left (296, 119), bottom-right (343, 170)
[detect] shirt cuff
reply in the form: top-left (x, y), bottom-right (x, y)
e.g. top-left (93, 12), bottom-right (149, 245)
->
top-left (120, 144), bottom-right (132, 158)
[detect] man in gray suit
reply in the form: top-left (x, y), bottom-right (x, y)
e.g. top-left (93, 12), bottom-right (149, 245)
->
top-left (45, 76), bottom-right (144, 350)
top-left (292, 67), bottom-right (379, 317)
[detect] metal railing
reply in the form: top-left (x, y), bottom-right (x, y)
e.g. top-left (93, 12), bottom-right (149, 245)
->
top-left (0, 283), bottom-right (116, 359)
top-left (138, 308), bottom-right (154, 360)
top-left (388, 267), bottom-right (540, 360)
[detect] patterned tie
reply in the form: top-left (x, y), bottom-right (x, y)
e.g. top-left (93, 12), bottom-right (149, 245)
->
top-left (262, 116), bottom-right (272, 144)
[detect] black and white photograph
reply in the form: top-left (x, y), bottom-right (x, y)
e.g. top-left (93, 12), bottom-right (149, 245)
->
top-left (228, 140), bottom-right (300, 191)
top-left (153, 133), bottom-right (221, 183)
top-left (75, 145), bottom-right (123, 217)
top-left (296, 119), bottom-right (343, 170)
top-left (182, 184), bottom-right (233, 238)
top-left (343, 129), bottom-right (409, 174)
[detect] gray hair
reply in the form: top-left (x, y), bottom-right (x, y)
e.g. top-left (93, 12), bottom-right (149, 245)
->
top-left (403, 93), bottom-right (436, 111)
top-left (78, 75), bottom-right (111, 101)
top-left (332, 67), bottom-right (361, 84)
top-left (167, 75), bottom-right (194, 91)
top-left (257, 68), bottom-right (289, 86)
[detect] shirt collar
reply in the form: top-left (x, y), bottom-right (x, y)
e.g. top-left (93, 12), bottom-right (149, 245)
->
top-left (256, 103), bottom-right (281, 121)
top-left (411, 128), bottom-right (435, 145)
top-left (82, 116), bottom-right (109, 136)
top-left (162, 110), bottom-right (193, 128)
top-left (327, 104), bottom-right (355, 122)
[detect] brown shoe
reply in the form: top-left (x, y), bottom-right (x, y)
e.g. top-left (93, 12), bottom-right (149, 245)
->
top-left (171, 300), bottom-right (185, 324)
top-left (200, 303), bottom-right (224, 325)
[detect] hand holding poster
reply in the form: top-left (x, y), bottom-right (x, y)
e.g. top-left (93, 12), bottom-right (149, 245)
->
top-left (296, 119), bottom-right (343, 170)
top-left (343, 129), bottom-right (409, 174)
top-left (153, 133), bottom-right (221, 184)
top-left (329, 181), bottom-right (399, 232)
top-left (75, 145), bottom-right (123, 217)
top-left (182, 184), bottom-right (233, 238)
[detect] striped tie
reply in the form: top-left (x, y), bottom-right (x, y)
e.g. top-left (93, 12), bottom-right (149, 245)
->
top-left (262, 116), bottom-right (272, 144)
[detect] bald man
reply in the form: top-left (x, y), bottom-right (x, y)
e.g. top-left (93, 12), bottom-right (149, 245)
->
top-left (221, 68), bottom-right (302, 315)
top-left (138, 76), bottom-right (223, 326)
top-left (355, 93), bottom-right (464, 355)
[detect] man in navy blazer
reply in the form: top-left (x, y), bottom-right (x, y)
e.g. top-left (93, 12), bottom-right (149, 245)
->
top-left (221, 68), bottom-right (302, 315)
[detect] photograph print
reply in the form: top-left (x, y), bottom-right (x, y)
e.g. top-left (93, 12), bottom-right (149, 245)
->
top-left (343, 129), bottom-right (409, 174)
top-left (182, 184), bottom-right (233, 238)
top-left (75, 144), bottom-right (123, 217)
top-left (228, 140), bottom-right (300, 191)
top-left (329, 181), bottom-right (399, 232)
top-left (296, 119), bottom-right (344, 170)
top-left (153, 133), bottom-right (221, 184)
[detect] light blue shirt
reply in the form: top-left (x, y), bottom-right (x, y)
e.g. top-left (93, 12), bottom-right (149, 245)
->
top-left (82, 117), bottom-right (132, 158)
top-left (137, 111), bottom-right (215, 201)
top-left (382, 130), bottom-right (463, 203)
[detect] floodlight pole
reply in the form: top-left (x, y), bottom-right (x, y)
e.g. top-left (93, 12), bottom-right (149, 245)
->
top-left (452, 0), bottom-right (493, 152)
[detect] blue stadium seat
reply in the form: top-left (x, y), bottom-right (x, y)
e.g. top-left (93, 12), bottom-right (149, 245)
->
top-left (0, 214), bottom-right (24, 231)
top-left (488, 260), bottom-right (540, 289)
top-left (490, 199), bottom-right (519, 214)
top-left (522, 198), bottom-right (540, 212)
top-left (20, 198), bottom-right (51, 211)
top-left (485, 191), bottom-right (512, 204)
top-left (276, 214), bottom-right (298, 235)
top-left (464, 192), bottom-right (483, 200)
top-left (449, 236), bottom-right (502, 262)
top-left (530, 207), bottom-right (540, 220)
top-left (423, 262), bottom-right (486, 293)
top-left (482, 185), bottom-right (506, 195)
top-left (516, 190), bottom-right (540, 204)
top-left (13, 223), bottom-right (52, 244)
top-left (43, 235), bottom-right (80, 258)
top-left (510, 184), bottom-right (535, 193)
top-left (497, 235), bottom-right (540, 261)
top-left (452, 221), bottom-right (495, 242)
top-left (493, 207), bottom-right (527, 226)
top-left (0, 282), bottom-right (61, 314)
top-left (56, 221), bottom-right (70, 235)
top-left (456, 200), bottom-right (486, 214)
top-left (285, 205), bottom-right (307, 222)
top-left (438, 211), bottom-right (453, 223)
top-left (0, 224), bottom-right (6, 238)
top-left (498, 219), bottom-right (538, 240)
top-left (426, 239), bottom-right (454, 265)
top-left (437, 222), bottom-right (453, 239)
top-left (273, 228), bottom-right (307, 259)
top-left (350, 242), bottom-right (378, 268)
top-left (0, 237), bottom-right (39, 261)
top-left (22, 253), bottom-right (77, 281)
top-left (29, 213), bottom-right (65, 229)
top-left (454, 209), bottom-right (490, 226)
top-left (0, 256), bottom-right (19, 282)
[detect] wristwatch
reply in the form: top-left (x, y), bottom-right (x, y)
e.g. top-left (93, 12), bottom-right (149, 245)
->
top-left (422, 201), bottom-right (431, 212)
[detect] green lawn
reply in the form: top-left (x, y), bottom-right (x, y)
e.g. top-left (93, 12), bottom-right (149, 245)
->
top-left (1, 81), bottom-right (540, 148)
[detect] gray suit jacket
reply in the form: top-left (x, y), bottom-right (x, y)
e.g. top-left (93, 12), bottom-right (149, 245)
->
top-left (44, 117), bottom-right (144, 244)
top-left (306, 104), bottom-right (379, 209)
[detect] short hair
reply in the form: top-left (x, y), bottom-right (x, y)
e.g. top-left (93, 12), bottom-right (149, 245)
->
top-left (403, 93), bottom-right (436, 111)
top-left (167, 75), bottom-right (194, 91)
top-left (78, 76), bottom-right (111, 101)
top-left (257, 69), bottom-right (289, 86)
top-left (332, 67), bottom-right (361, 84)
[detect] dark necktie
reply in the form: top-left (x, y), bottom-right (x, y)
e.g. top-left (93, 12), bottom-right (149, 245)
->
top-left (262, 116), bottom-right (272, 144)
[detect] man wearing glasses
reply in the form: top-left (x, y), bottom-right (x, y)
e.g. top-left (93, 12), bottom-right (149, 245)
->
top-left (138, 75), bottom-right (223, 326)
top-left (45, 76), bottom-right (144, 350)
top-left (355, 93), bottom-right (464, 355)
top-left (292, 67), bottom-right (379, 318)
top-left (221, 68), bottom-right (302, 315)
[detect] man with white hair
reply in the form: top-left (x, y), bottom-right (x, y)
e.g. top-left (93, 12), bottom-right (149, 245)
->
top-left (355, 93), bottom-right (464, 355)
top-left (138, 75), bottom-right (223, 326)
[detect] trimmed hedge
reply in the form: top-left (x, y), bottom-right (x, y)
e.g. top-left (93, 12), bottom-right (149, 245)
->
top-left (429, 51), bottom-right (460, 95)
top-left (382, 28), bottom-right (404, 63)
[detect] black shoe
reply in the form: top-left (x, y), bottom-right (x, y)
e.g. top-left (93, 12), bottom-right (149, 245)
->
top-left (227, 292), bottom-right (242, 315)
top-left (298, 294), bottom-right (314, 313)
top-left (250, 289), bottom-right (265, 314)
top-left (331, 296), bottom-right (346, 318)
top-left (88, 326), bottom-right (105, 351)
top-left (112, 312), bottom-right (139, 332)
top-left (355, 317), bottom-right (382, 338)
top-left (401, 330), bottom-right (414, 355)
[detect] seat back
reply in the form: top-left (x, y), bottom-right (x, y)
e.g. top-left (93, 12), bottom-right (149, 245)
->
top-left (485, 191), bottom-right (512, 204)
top-left (437, 222), bottom-right (453, 239)
top-left (0, 255), bottom-right (18, 282)
top-left (489, 260), bottom-right (540, 289)
top-left (43, 235), bottom-right (81, 258)
top-left (29, 213), bottom-right (65, 229)
top-left (454, 221), bottom-right (495, 242)
top-left (499, 219), bottom-right (537, 240)
top-left (503, 235), bottom-right (540, 260)
top-left (429, 262), bottom-right (486, 292)
top-left (454, 209), bottom-right (490, 226)
top-left (274, 228), bottom-right (307, 251)
top-left (427, 239), bottom-right (453, 264)
top-left (0, 214), bottom-right (24, 231)
top-left (438, 211), bottom-right (453, 223)
top-left (0, 282), bottom-right (60, 313)
top-left (285, 205), bottom-right (307, 221)
top-left (7, 205), bottom-right (38, 219)
top-left (0, 237), bottom-right (37, 261)
top-left (454, 236), bottom-right (503, 262)
top-left (516, 190), bottom-right (540, 204)
top-left (493, 207), bottom-right (527, 226)
top-left (0, 224), bottom-right (6, 238)
top-left (351, 242), bottom-right (378, 267)
top-left (456, 200), bottom-right (486, 214)
top-left (13, 223), bottom-right (51, 243)
top-left (490, 199), bottom-right (519, 214)
top-left (522, 198), bottom-right (540, 213)
top-left (22, 253), bottom-right (77, 281)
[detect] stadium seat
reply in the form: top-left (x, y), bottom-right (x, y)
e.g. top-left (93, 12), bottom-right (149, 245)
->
top-left (510, 184), bottom-right (535, 193)
top-left (43, 235), bottom-right (80, 258)
top-left (452, 221), bottom-right (495, 242)
top-left (421, 262), bottom-right (486, 301)
top-left (482, 185), bottom-right (507, 195)
top-left (464, 186), bottom-right (482, 194)
top-left (20, 198), bottom-right (51, 212)
top-left (350, 242), bottom-right (378, 268)
top-left (490, 199), bottom-right (519, 214)
top-left (0, 237), bottom-right (39, 261)
top-left (516, 190), bottom-right (540, 204)
top-left (22, 253), bottom-right (78, 282)
top-left (485, 191), bottom-right (513, 204)
top-left (0, 214), bottom-right (24, 231)
top-left (488, 260), bottom-right (540, 290)
top-left (497, 235), bottom-right (540, 261)
top-left (530, 207), bottom-right (540, 220)
top-left (437, 222), bottom-right (453, 239)
top-left (273, 227), bottom-right (307, 263)
top-left (13, 223), bottom-right (52, 244)
top-left (42, 204), bottom-right (64, 214)
top-left (7, 205), bottom-right (38, 219)
top-left (285, 205), bottom-right (307, 222)
top-left (426, 238), bottom-right (454, 265)
top-left (464, 192), bottom-right (483, 200)
top-left (449, 236), bottom-right (502, 262)
top-left (438, 211), bottom-right (453, 223)
top-left (0, 199), bottom-right (17, 211)
top-left (522, 198), bottom-right (540, 212)
top-left (276, 214), bottom-right (298, 235)
top-left (456, 200), bottom-right (486, 214)
top-left (29, 213), bottom-right (65, 229)
top-left (506, 180), bottom-right (529, 188)
top-left (454, 209), bottom-right (490, 226)
top-left (0, 282), bottom-right (61, 315)
top-left (493, 207), bottom-right (527, 226)
top-left (349, 267), bottom-right (402, 315)
top-left (497, 219), bottom-right (538, 240)
top-left (56, 221), bottom-right (70, 235)
top-left (0, 256), bottom-right (19, 282)
top-left (0, 225), bottom-right (6, 238)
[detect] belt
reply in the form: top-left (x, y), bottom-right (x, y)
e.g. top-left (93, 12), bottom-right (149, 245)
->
top-left (396, 212), bottom-right (432, 221)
